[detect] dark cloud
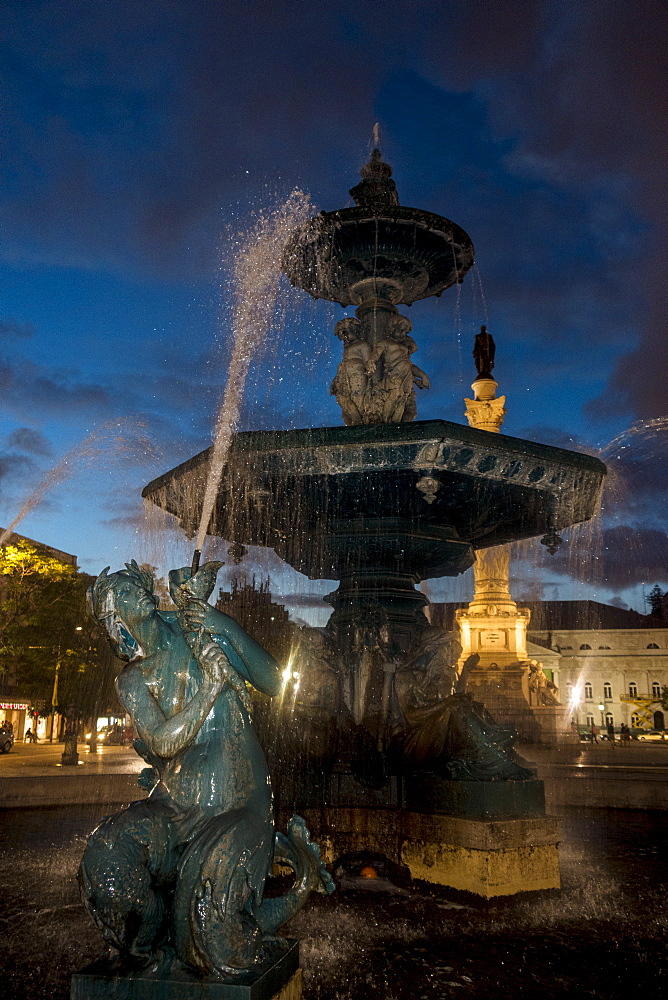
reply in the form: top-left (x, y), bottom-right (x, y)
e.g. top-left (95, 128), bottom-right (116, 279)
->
top-left (0, 452), bottom-right (35, 482)
top-left (420, 0), bottom-right (668, 422)
top-left (550, 524), bottom-right (668, 590)
top-left (6, 427), bottom-right (52, 456)
top-left (0, 355), bottom-right (119, 420)
top-left (518, 426), bottom-right (594, 453)
top-left (0, 318), bottom-right (34, 339)
top-left (1, 0), bottom-right (666, 578)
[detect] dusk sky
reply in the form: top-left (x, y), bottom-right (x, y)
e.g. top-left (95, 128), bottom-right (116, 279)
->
top-left (1, 0), bottom-right (667, 619)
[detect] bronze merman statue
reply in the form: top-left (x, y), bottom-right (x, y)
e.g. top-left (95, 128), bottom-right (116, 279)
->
top-left (80, 560), bottom-right (333, 979)
top-left (389, 628), bottom-right (533, 781)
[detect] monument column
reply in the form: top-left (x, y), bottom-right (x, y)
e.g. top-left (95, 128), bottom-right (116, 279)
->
top-left (456, 329), bottom-right (568, 743)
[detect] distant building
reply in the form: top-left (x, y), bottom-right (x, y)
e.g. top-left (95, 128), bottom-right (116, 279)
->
top-left (432, 599), bottom-right (668, 731)
top-left (216, 576), bottom-right (293, 665)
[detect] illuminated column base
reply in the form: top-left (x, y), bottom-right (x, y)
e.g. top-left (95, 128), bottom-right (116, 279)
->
top-left (460, 372), bottom-right (568, 742)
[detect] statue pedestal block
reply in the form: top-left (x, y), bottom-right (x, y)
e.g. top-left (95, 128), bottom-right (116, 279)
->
top-left (71, 942), bottom-right (301, 1000)
top-left (300, 806), bottom-right (561, 899)
top-left (402, 774), bottom-right (545, 818)
top-left (398, 810), bottom-right (561, 897)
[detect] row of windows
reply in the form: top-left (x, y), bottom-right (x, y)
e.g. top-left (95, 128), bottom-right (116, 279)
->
top-left (561, 643), bottom-right (660, 650)
top-left (567, 681), bottom-right (664, 700)
top-left (586, 714), bottom-right (615, 727)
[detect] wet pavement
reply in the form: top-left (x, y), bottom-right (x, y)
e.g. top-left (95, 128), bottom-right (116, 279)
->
top-left (0, 741), bottom-right (143, 776)
top-left (0, 804), bottom-right (666, 999)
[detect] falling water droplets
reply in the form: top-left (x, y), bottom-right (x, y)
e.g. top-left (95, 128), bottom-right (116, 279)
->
top-left (195, 190), bottom-right (315, 556)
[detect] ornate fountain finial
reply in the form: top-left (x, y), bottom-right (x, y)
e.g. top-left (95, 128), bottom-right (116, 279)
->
top-left (349, 147), bottom-right (399, 211)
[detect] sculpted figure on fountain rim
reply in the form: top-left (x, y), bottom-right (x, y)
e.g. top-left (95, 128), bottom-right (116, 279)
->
top-left (81, 559), bottom-right (333, 979)
top-left (330, 308), bottom-right (430, 426)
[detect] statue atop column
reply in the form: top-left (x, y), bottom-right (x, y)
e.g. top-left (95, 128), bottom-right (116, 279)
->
top-left (473, 324), bottom-right (496, 380)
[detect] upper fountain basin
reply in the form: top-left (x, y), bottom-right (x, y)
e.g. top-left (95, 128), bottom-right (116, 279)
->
top-left (282, 206), bottom-right (475, 306)
top-left (142, 420), bottom-right (605, 581)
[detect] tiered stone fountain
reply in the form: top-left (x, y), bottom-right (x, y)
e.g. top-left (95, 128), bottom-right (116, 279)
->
top-left (143, 150), bottom-right (606, 898)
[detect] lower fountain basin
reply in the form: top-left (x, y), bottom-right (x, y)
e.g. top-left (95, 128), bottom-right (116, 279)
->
top-left (142, 419), bottom-right (606, 583)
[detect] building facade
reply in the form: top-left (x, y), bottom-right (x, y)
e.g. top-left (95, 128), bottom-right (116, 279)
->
top-left (432, 599), bottom-right (668, 732)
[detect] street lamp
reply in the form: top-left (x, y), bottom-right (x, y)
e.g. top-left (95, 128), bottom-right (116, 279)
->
top-left (61, 623), bottom-right (87, 766)
top-left (598, 702), bottom-right (605, 727)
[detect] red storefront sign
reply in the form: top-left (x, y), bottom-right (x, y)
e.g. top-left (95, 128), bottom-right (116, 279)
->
top-left (0, 701), bottom-right (29, 710)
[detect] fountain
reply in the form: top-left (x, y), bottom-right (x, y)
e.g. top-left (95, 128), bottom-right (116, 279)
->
top-left (141, 148), bottom-right (606, 901)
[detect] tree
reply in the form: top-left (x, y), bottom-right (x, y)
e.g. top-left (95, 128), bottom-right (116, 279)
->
top-left (0, 541), bottom-right (120, 724)
top-left (645, 584), bottom-right (667, 620)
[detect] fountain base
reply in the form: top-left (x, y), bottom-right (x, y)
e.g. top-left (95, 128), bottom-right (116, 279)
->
top-left (71, 941), bottom-right (301, 1000)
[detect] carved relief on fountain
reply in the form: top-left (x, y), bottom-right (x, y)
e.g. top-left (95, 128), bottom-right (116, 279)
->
top-left (330, 297), bottom-right (430, 426)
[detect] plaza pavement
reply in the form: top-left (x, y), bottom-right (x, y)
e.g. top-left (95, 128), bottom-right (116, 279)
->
top-left (518, 740), bottom-right (668, 811)
top-left (0, 741), bottom-right (145, 809)
top-left (1, 739), bottom-right (668, 810)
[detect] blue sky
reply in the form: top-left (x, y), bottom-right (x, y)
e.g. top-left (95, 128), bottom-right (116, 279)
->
top-left (1, 0), bottom-right (666, 618)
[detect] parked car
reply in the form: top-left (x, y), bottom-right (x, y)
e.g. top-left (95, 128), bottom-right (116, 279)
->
top-left (0, 725), bottom-right (15, 753)
top-left (636, 730), bottom-right (667, 742)
top-left (85, 724), bottom-right (126, 746)
top-left (102, 725), bottom-right (126, 746)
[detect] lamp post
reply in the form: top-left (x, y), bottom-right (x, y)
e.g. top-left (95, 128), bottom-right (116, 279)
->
top-left (49, 658), bottom-right (60, 742)
top-left (598, 702), bottom-right (605, 727)
top-left (60, 624), bottom-right (86, 766)
top-left (60, 699), bottom-right (80, 765)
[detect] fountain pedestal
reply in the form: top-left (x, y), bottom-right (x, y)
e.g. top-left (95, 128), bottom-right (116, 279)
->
top-left (286, 804), bottom-right (561, 899)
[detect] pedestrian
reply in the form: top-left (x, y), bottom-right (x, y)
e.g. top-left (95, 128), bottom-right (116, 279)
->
top-left (606, 721), bottom-right (615, 746)
top-left (24, 726), bottom-right (35, 743)
top-left (590, 723), bottom-right (598, 743)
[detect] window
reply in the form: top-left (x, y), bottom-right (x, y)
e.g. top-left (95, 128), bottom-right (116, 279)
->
top-left (652, 682), bottom-right (661, 699)
top-left (599, 645), bottom-right (611, 649)
top-left (561, 645), bottom-right (573, 650)
top-left (584, 682), bottom-right (593, 700)
top-left (603, 683), bottom-right (612, 700)
top-left (647, 643), bottom-right (659, 649)
top-left (629, 682), bottom-right (638, 697)
top-left (605, 713), bottom-right (614, 727)
top-left (565, 683), bottom-right (573, 700)
top-left (580, 643), bottom-right (592, 650)
top-left (586, 715), bottom-right (595, 727)
top-left (631, 713), bottom-right (640, 728)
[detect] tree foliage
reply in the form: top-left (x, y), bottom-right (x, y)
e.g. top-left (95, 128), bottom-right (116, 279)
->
top-left (646, 584), bottom-right (667, 620)
top-left (0, 541), bottom-right (120, 720)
